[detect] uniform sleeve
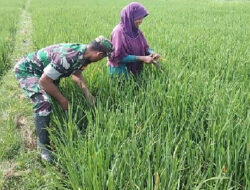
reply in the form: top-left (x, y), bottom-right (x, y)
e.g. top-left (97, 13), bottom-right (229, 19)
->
top-left (44, 54), bottom-right (71, 80)
top-left (44, 63), bottom-right (63, 80)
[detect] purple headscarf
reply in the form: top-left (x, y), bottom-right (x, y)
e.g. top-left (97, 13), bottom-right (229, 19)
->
top-left (107, 2), bottom-right (149, 75)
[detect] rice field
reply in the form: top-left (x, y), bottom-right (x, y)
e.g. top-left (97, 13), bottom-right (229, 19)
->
top-left (1, 0), bottom-right (250, 189)
top-left (0, 0), bottom-right (26, 77)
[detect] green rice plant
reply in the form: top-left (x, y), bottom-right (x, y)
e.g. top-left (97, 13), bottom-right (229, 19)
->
top-left (27, 0), bottom-right (250, 189)
top-left (0, 0), bottom-right (26, 77)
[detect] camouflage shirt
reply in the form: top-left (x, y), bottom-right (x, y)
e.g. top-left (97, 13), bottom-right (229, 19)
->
top-left (17, 43), bottom-right (91, 80)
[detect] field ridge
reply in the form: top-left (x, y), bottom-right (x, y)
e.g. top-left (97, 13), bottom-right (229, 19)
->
top-left (0, 0), bottom-right (47, 189)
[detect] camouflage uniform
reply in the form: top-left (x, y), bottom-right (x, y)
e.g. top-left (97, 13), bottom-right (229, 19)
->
top-left (14, 43), bottom-right (90, 116)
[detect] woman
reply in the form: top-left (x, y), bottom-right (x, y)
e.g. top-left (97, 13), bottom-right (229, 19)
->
top-left (107, 2), bottom-right (160, 77)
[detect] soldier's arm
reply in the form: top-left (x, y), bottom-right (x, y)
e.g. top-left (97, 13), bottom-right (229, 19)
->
top-left (72, 70), bottom-right (95, 106)
top-left (39, 73), bottom-right (69, 110)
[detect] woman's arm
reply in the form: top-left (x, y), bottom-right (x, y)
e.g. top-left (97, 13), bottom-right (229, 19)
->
top-left (121, 55), bottom-right (136, 63)
top-left (121, 55), bottom-right (154, 64)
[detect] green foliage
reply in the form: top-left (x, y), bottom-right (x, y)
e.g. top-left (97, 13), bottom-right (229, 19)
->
top-left (28, 0), bottom-right (250, 189)
top-left (0, 0), bottom-right (26, 77)
top-left (1, 0), bottom-right (249, 189)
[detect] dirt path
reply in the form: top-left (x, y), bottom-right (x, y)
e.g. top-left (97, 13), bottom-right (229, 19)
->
top-left (11, 0), bottom-right (33, 62)
top-left (0, 0), bottom-right (38, 187)
top-left (0, 0), bottom-right (35, 149)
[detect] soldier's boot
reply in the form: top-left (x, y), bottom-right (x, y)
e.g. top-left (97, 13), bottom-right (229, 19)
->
top-left (34, 115), bottom-right (53, 162)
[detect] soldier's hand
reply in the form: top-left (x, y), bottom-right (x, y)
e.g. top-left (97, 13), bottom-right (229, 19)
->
top-left (87, 93), bottom-right (95, 106)
top-left (59, 97), bottom-right (69, 111)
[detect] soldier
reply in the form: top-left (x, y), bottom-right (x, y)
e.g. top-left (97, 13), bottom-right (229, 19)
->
top-left (14, 36), bottom-right (114, 162)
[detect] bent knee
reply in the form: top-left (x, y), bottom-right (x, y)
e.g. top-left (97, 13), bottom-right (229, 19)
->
top-left (34, 101), bottom-right (52, 116)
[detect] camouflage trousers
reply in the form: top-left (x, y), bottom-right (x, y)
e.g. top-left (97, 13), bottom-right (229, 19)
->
top-left (14, 58), bottom-right (52, 116)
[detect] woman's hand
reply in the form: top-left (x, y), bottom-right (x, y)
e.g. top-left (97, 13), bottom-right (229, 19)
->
top-left (137, 56), bottom-right (154, 64)
top-left (152, 53), bottom-right (160, 60)
top-left (150, 53), bottom-right (160, 60)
